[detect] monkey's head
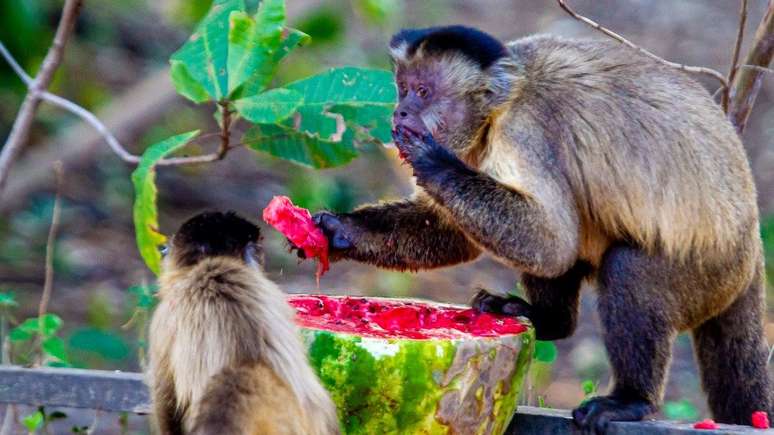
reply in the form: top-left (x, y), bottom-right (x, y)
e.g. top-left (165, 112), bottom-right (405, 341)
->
top-left (389, 25), bottom-right (508, 152)
top-left (165, 211), bottom-right (264, 269)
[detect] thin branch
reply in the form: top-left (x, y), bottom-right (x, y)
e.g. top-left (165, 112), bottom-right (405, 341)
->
top-left (738, 64), bottom-right (774, 74)
top-left (723, 0), bottom-right (748, 112)
top-left (1, 41), bottom-right (232, 167)
top-left (728, 0), bottom-right (774, 134)
top-left (0, 0), bottom-right (83, 197)
top-left (556, 0), bottom-right (728, 88)
top-left (39, 161), bottom-right (64, 319)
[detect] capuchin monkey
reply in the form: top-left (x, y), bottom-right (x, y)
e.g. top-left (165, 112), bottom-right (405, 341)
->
top-left (297, 26), bottom-right (771, 432)
top-left (147, 211), bottom-right (339, 435)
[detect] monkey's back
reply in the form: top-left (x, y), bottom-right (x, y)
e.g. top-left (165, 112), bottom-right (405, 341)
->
top-left (505, 35), bottom-right (759, 261)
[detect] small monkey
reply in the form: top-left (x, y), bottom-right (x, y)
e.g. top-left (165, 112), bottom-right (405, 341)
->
top-left (147, 211), bottom-right (339, 435)
top-left (302, 25), bottom-right (771, 433)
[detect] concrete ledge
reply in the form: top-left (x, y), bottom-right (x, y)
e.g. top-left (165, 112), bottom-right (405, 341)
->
top-left (0, 366), bottom-right (769, 433)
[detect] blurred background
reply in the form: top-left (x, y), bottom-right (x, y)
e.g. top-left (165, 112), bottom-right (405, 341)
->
top-left (0, 0), bottom-right (772, 430)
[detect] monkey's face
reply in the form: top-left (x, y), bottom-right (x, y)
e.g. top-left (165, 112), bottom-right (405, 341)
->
top-left (393, 60), bottom-right (484, 153)
top-left (163, 211), bottom-right (264, 270)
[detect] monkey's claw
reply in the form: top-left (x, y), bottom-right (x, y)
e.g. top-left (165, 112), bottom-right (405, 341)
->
top-left (572, 396), bottom-right (655, 435)
top-left (471, 289), bottom-right (533, 319)
top-left (312, 211), bottom-right (355, 251)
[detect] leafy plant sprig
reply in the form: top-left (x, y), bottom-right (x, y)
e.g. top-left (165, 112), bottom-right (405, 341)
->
top-left (132, 0), bottom-right (396, 274)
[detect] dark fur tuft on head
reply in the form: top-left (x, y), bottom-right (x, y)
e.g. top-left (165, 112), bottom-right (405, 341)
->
top-left (390, 25), bottom-right (506, 69)
top-left (173, 211), bottom-right (261, 267)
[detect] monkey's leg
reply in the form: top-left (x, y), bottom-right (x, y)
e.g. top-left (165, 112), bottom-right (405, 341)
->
top-left (573, 245), bottom-right (672, 434)
top-left (692, 262), bottom-right (771, 424)
top-left (312, 195), bottom-right (481, 270)
top-left (150, 371), bottom-right (184, 435)
top-left (472, 261), bottom-right (591, 340)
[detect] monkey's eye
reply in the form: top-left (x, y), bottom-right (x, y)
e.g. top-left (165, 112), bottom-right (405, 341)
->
top-left (158, 245), bottom-right (169, 257)
top-left (416, 85), bottom-right (429, 99)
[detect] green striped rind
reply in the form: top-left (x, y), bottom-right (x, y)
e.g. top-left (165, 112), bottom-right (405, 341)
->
top-left (300, 326), bottom-right (534, 435)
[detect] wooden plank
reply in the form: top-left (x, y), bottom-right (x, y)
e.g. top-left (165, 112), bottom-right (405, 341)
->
top-left (0, 367), bottom-right (770, 433)
top-left (0, 365), bottom-right (150, 413)
top-left (508, 406), bottom-right (772, 434)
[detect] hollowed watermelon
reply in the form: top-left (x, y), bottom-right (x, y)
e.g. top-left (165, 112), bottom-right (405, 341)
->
top-left (289, 295), bottom-right (535, 434)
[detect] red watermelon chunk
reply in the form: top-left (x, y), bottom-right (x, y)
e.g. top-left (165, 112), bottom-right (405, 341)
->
top-left (262, 196), bottom-right (329, 281)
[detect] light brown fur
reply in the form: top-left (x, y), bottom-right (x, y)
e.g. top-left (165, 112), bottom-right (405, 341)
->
top-left (148, 255), bottom-right (339, 435)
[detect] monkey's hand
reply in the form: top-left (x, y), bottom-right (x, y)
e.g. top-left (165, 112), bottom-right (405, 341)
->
top-left (392, 126), bottom-right (466, 184)
top-left (293, 211), bottom-right (355, 261)
top-left (471, 288), bottom-right (534, 319)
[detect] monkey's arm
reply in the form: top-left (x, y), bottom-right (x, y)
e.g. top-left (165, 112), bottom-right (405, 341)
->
top-left (394, 127), bottom-right (578, 278)
top-left (149, 364), bottom-right (184, 435)
top-left (314, 194), bottom-right (481, 270)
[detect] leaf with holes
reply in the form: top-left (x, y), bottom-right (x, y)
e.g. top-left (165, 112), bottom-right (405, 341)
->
top-left (234, 88), bottom-right (303, 123)
top-left (132, 131), bottom-right (200, 275)
top-left (283, 67), bottom-right (396, 144)
top-left (243, 123), bottom-right (357, 168)
top-left (170, 0), bottom-right (245, 100)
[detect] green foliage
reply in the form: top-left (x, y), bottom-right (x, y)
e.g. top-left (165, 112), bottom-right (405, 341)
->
top-left (10, 313), bottom-right (70, 366)
top-left (0, 291), bottom-right (18, 308)
top-left (534, 340), bottom-right (557, 363)
top-left (235, 88), bottom-right (303, 123)
top-left (22, 410), bottom-right (43, 433)
top-left (761, 214), bottom-right (774, 291)
top-left (131, 131), bottom-right (200, 275)
top-left (663, 399), bottom-right (699, 421)
top-left (581, 379), bottom-right (598, 398)
top-left (294, 7), bottom-right (344, 45)
top-left (68, 328), bottom-right (130, 362)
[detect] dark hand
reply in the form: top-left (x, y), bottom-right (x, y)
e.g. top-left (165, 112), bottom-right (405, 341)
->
top-left (471, 288), bottom-right (534, 319)
top-left (293, 211), bottom-right (355, 260)
top-left (392, 126), bottom-right (463, 183)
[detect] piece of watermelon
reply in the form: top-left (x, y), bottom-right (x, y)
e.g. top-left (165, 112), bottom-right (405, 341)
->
top-left (290, 295), bottom-right (534, 435)
top-left (263, 196), bottom-right (329, 281)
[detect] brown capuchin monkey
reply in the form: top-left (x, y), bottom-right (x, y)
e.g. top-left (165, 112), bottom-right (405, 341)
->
top-left (147, 211), bottom-right (339, 435)
top-left (296, 26), bottom-right (771, 433)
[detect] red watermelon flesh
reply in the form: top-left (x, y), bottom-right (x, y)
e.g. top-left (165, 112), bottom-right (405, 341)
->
top-left (290, 295), bottom-right (527, 339)
top-left (262, 196), bottom-right (330, 280)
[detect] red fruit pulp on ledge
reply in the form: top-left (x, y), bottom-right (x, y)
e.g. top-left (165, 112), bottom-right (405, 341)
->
top-left (289, 295), bottom-right (528, 339)
top-left (752, 411), bottom-right (769, 429)
top-left (693, 419), bottom-right (718, 430)
top-left (262, 196), bottom-right (329, 280)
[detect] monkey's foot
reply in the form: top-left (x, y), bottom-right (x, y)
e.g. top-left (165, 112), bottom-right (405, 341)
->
top-left (572, 396), bottom-right (655, 435)
top-left (471, 289), bottom-right (533, 318)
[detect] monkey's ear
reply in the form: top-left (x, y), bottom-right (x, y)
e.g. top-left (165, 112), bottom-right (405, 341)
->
top-left (244, 241), bottom-right (264, 268)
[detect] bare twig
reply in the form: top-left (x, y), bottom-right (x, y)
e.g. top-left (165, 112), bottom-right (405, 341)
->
top-left (738, 64), bottom-right (774, 74)
top-left (556, 0), bottom-right (728, 88)
top-left (217, 102), bottom-right (233, 159)
top-left (722, 0), bottom-right (748, 112)
top-left (0, 0), bottom-right (83, 197)
top-left (0, 42), bottom-right (232, 168)
top-left (38, 162), bottom-right (64, 319)
top-left (728, 0), bottom-right (774, 134)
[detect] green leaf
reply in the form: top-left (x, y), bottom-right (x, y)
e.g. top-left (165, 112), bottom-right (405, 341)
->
top-left (42, 336), bottom-right (67, 361)
top-left (227, 0), bottom-right (285, 96)
top-left (22, 411), bottom-right (44, 432)
top-left (243, 123), bottom-right (357, 168)
top-left (68, 328), bottom-right (130, 361)
top-left (39, 313), bottom-right (63, 336)
top-left (131, 130), bottom-right (200, 275)
top-left (9, 326), bottom-right (33, 342)
top-left (169, 61), bottom-right (211, 103)
top-left (581, 379), bottom-right (596, 396)
top-left (45, 360), bottom-right (71, 368)
top-left (663, 399), bottom-right (699, 421)
top-left (0, 291), bottom-right (17, 307)
top-left (534, 340), bottom-right (557, 363)
top-left (128, 284), bottom-right (158, 310)
top-left (234, 88), bottom-right (303, 123)
top-left (170, 0), bottom-right (245, 100)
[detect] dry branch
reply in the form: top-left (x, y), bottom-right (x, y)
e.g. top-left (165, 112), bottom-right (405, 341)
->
top-left (723, 0), bottom-right (748, 111)
top-left (728, 0), bottom-right (774, 134)
top-left (0, 0), bottom-right (83, 197)
top-left (38, 162), bottom-right (64, 319)
top-left (556, 0), bottom-right (728, 88)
